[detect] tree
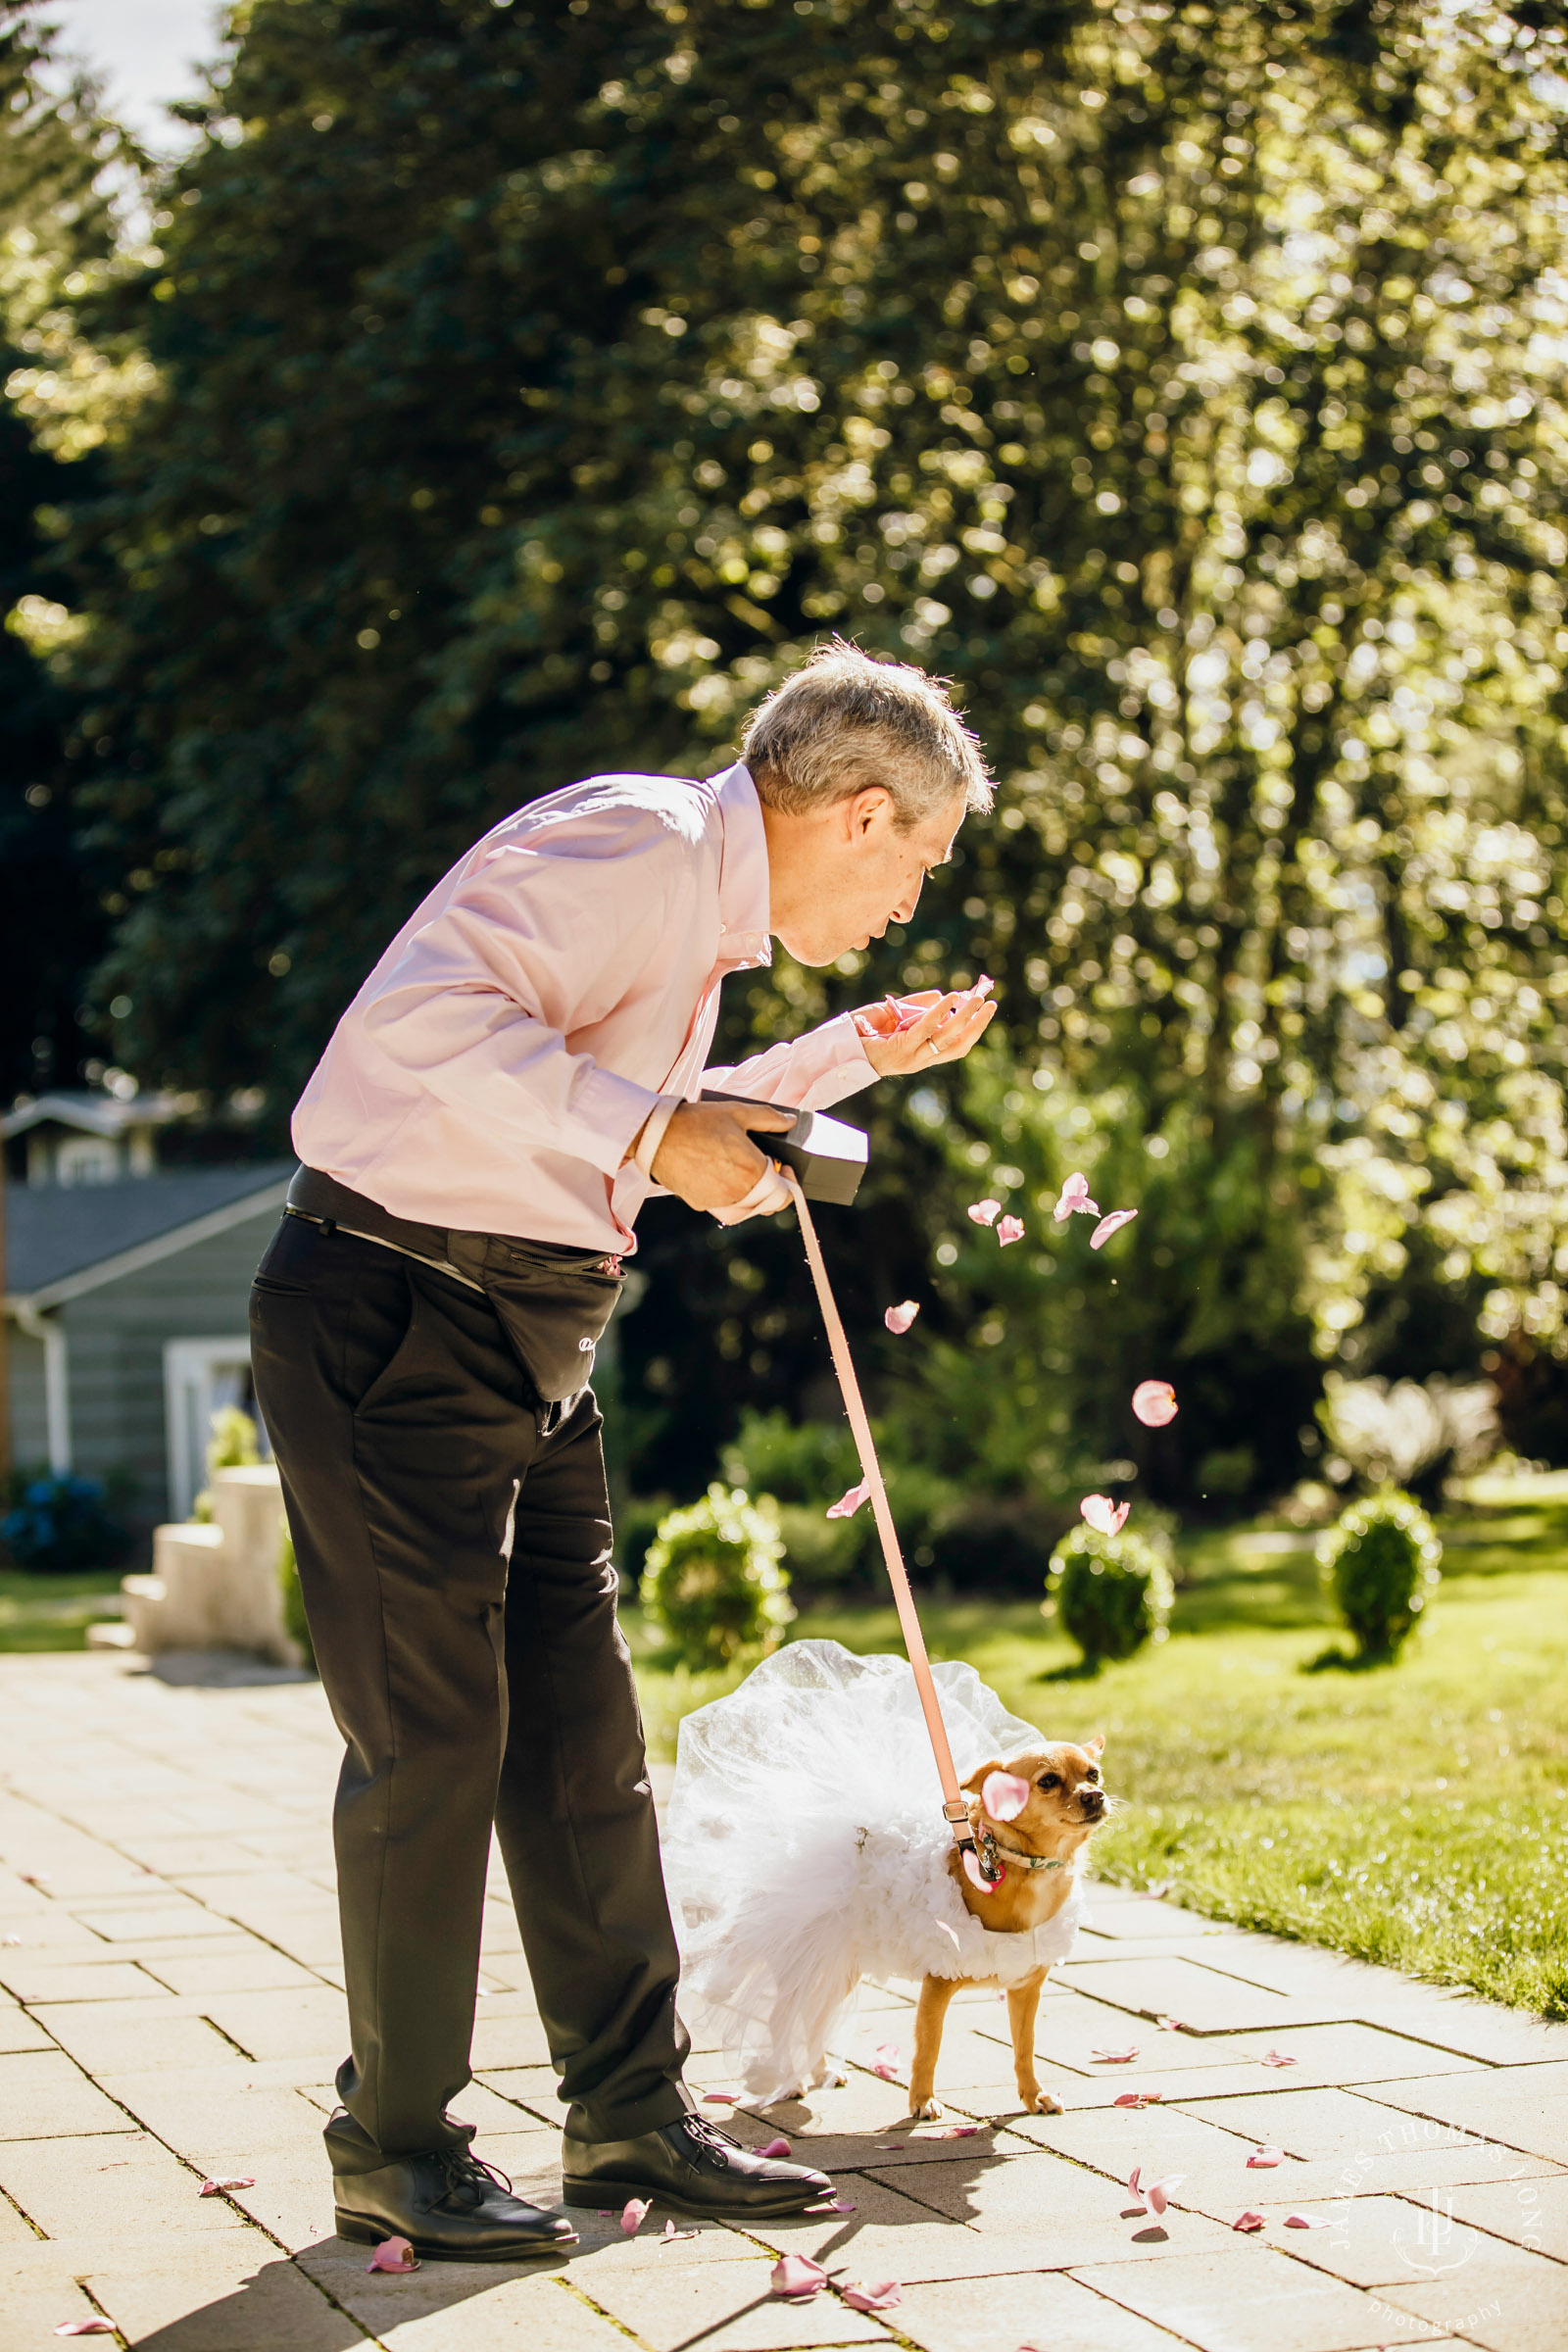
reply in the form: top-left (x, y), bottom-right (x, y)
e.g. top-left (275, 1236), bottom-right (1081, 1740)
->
top-left (56, 0), bottom-right (1568, 1498)
top-left (0, 6), bottom-right (125, 1102)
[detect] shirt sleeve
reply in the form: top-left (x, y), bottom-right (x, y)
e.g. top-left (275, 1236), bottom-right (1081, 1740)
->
top-left (703, 1009), bottom-right (878, 1113)
top-left (352, 824), bottom-right (686, 1178)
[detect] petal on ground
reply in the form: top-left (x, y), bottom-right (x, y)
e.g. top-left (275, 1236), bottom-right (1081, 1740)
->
top-left (1233, 2210), bottom-right (1266, 2232)
top-left (366, 2236), bottom-right (419, 2274)
top-left (842, 2279), bottom-right (903, 2312)
top-left (1248, 2146), bottom-right (1284, 2168)
top-left (757, 2136), bottom-right (791, 2159)
top-left (770, 2253), bottom-right (828, 2299)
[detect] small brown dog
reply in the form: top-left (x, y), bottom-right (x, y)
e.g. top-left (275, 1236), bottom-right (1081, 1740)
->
top-left (906, 1735), bottom-right (1108, 2120)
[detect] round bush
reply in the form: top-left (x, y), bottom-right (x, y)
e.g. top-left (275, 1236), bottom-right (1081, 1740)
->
top-left (639, 1483), bottom-right (794, 1670)
top-left (1047, 1523), bottom-right (1174, 1667)
top-left (1, 1474), bottom-right (130, 1573)
top-left (1316, 1489), bottom-right (1441, 1659)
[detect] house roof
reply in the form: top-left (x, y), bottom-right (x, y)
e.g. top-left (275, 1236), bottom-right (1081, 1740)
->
top-left (2, 1089), bottom-right (179, 1142)
top-left (4, 1165), bottom-right (294, 1304)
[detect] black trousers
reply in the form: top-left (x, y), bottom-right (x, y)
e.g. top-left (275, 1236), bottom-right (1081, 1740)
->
top-left (249, 1212), bottom-right (689, 2163)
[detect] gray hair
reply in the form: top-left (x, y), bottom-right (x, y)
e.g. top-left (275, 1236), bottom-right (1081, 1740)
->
top-left (740, 639), bottom-right (994, 828)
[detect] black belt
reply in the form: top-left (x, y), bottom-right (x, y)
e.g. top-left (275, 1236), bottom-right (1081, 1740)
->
top-left (284, 1166), bottom-right (625, 1404)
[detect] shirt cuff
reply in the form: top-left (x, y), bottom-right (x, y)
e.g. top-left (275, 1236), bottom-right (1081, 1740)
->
top-left (630, 1095), bottom-right (684, 1179)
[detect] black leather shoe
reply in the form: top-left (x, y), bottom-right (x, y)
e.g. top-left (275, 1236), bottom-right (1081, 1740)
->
top-left (562, 2112), bottom-right (833, 2219)
top-left (334, 2146), bottom-right (577, 2263)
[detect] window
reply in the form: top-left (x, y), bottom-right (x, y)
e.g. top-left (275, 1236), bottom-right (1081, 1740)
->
top-left (55, 1135), bottom-right (119, 1186)
top-left (163, 1339), bottom-right (270, 1520)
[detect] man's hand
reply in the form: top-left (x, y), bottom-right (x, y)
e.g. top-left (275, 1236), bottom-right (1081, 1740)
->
top-left (854, 984), bottom-right (998, 1077)
top-left (650, 1098), bottom-right (799, 1212)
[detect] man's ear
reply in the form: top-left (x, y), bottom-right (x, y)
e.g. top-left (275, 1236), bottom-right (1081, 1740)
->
top-left (961, 1757), bottom-right (1007, 1795)
top-left (1084, 1733), bottom-right (1106, 1757)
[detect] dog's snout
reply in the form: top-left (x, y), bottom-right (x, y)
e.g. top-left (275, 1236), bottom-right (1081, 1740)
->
top-left (1079, 1788), bottom-right (1106, 1815)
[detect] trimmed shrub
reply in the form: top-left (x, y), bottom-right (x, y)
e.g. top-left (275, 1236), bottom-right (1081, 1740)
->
top-left (277, 1529), bottom-right (316, 1674)
top-left (1047, 1522), bottom-right (1174, 1668)
top-left (1316, 1490), bottom-right (1442, 1660)
top-left (191, 1405), bottom-right (261, 1523)
top-left (640, 1483), bottom-right (794, 1670)
top-left (1, 1473), bottom-right (131, 1573)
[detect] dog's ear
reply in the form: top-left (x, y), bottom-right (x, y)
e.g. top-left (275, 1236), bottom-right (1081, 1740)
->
top-left (961, 1757), bottom-right (1007, 1795)
top-left (1084, 1732), bottom-right (1106, 1757)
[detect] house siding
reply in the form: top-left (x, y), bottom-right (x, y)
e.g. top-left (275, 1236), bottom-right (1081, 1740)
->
top-left (7, 1323), bottom-right (48, 1469)
top-left (55, 1202), bottom-right (283, 1521)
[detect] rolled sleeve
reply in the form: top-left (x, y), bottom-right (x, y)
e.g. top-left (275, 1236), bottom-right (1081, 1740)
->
top-left (704, 1009), bottom-right (877, 1113)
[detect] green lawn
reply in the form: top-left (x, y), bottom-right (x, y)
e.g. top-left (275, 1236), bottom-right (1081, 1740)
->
top-left (0, 1567), bottom-right (126, 1652)
top-left (624, 1491), bottom-right (1568, 2019)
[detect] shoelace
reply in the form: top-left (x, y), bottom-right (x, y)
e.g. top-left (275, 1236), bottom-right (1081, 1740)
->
top-left (430, 2148), bottom-right (514, 2210)
top-left (679, 2113), bottom-right (741, 2168)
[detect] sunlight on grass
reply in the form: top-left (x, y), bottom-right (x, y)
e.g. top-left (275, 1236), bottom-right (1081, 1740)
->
top-left (626, 1504), bottom-right (1568, 2016)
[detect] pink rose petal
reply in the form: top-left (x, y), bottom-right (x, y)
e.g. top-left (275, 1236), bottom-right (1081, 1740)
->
top-left (967, 1198), bottom-right (1003, 1226)
top-left (620, 2197), bottom-right (651, 2235)
top-left (1093, 2046), bottom-right (1141, 2064)
top-left (1285, 2211), bottom-right (1330, 2229)
top-left (1248, 2146), bottom-right (1283, 2168)
top-left (1261, 2049), bottom-right (1298, 2068)
top-left (1128, 2165), bottom-right (1185, 2217)
top-left (1233, 2209), bottom-right (1266, 2232)
top-left (876, 2139), bottom-right (906, 2149)
top-left (658, 2219), bottom-right (699, 2251)
top-left (1080, 1494), bottom-right (1130, 1537)
top-left (808, 2195), bottom-right (858, 2213)
top-left (1114, 2090), bottom-right (1163, 2107)
top-left (942, 2124), bottom-right (979, 2138)
top-left (1054, 1172), bottom-right (1100, 1222)
top-left (981, 1770), bottom-right (1031, 1823)
top-left (757, 2135), bottom-right (792, 2159)
top-left (53, 2328), bottom-right (114, 2340)
top-left (997, 1215), bottom-right (1025, 1247)
top-left (1155, 2017), bottom-right (1186, 2034)
top-left (884, 1299), bottom-right (920, 1335)
top-left (967, 974), bottom-right (996, 1003)
top-left (199, 2177), bottom-right (255, 2195)
top-left (1132, 1379), bottom-right (1179, 1428)
top-left (961, 1847), bottom-right (1000, 1893)
top-left (770, 2252), bottom-right (828, 2299)
top-left (702, 2089), bottom-right (738, 2103)
top-left (1141, 1879), bottom-right (1172, 1899)
top-left (842, 2279), bottom-right (903, 2313)
top-left (826, 1478), bottom-right (869, 1519)
top-left (934, 1919), bottom-right (961, 1951)
top-left (1090, 1208), bottom-right (1138, 1250)
top-left (366, 2235), bottom-right (419, 2273)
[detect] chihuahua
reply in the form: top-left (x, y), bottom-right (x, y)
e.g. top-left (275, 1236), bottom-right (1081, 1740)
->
top-left (906, 1735), bottom-right (1108, 2119)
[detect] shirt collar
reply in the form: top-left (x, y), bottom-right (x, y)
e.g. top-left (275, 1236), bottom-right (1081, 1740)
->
top-left (713, 760), bottom-right (772, 970)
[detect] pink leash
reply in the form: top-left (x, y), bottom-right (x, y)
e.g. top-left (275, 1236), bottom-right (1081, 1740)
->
top-left (786, 1176), bottom-right (976, 1857)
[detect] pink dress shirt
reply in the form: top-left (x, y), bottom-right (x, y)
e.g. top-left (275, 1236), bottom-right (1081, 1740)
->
top-left (291, 761), bottom-right (877, 1250)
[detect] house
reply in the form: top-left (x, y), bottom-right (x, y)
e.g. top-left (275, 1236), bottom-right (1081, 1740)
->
top-left (3, 1092), bottom-right (292, 1524)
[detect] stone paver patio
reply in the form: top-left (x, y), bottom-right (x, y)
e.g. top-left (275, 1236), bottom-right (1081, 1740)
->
top-left (2, 1653), bottom-right (1566, 2350)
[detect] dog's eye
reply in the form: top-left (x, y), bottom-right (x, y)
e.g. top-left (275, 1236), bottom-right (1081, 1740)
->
top-left (1083, 1767), bottom-right (1101, 1783)
top-left (1036, 1771), bottom-right (1059, 1790)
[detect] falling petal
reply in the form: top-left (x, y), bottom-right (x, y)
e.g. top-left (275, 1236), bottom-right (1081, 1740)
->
top-left (769, 2253), bottom-right (828, 2299)
top-left (53, 2328), bottom-right (114, 2339)
top-left (757, 2136), bottom-right (792, 2159)
top-left (1233, 2209), bottom-right (1266, 2233)
top-left (1261, 2049), bottom-right (1298, 2068)
top-left (981, 1770), bottom-right (1031, 1823)
top-left (1146, 2174), bottom-right (1185, 2216)
top-left (961, 1847), bottom-right (1000, 1894)
top-left (884, 1299), bottom-right (920, 1335)
top-left (199, 2178), bottom-right (255, 2195)
top-left (620, 2197), bottom-right (652, 2235)
top-left (1093, 2047), bottom-right (1141, 2064)
top-left (366, 2235), bottom-right (419, 2273)
top-left (1090, 1209), bottom-right (1138, 1250)
top-left (1080, 1494), bottom-right (1130, 1537)
top-left (1131, 1379), bottom-right (1179, 1428)
top-left (1248, 2147), bottom-right (1284, 2169)
top-left (1054, 1172), bottom-right (1100, 1222)
top-left (967, 1198), bottom-right (1003, 1226)
top-left (826, 1479), bottom-right (869, 1520)
top-left (997, 1215), bottom-right (1026, 1247)
top-left (842, 2280), bottom-right (904, 2313)
top-left (1285, 2211), bottom-right (1330, 2229)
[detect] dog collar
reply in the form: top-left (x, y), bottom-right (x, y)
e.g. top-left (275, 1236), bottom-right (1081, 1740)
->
top-left (974, 1823), bottom-right (1068, 1883)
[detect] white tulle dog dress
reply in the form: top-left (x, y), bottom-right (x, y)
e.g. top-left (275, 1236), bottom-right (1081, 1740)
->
top-left (662, 1638), bottom-right (1087, 2102)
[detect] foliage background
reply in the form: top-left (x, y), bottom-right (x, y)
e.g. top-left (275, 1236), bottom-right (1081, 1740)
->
top-left (11, 0), bottom-right (1568, 1531)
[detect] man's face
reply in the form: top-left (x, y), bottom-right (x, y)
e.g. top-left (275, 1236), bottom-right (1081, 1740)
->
top-left (768, 786), bottom-right (968, 966)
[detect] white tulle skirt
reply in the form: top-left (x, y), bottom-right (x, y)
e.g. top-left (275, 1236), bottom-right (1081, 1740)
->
top-left (663, 1639), bottom-right (1086, 2101)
